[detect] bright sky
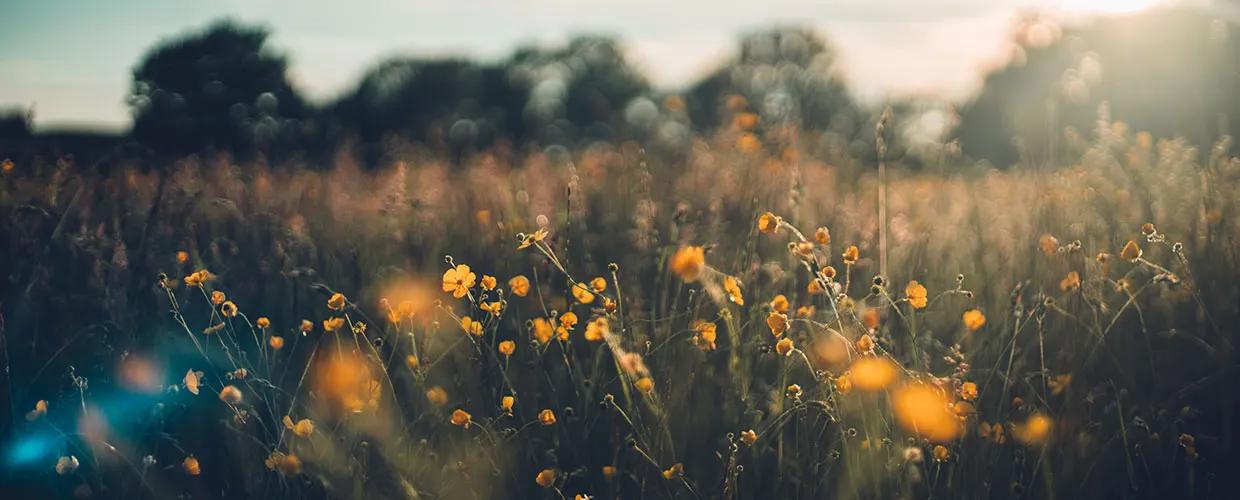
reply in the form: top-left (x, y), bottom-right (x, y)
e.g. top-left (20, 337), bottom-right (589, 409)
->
top-left (0, 0), bottom-right (1176, 130)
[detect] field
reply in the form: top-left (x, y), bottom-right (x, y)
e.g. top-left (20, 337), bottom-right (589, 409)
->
top-left (2, 121), bottom-right (1238, 499)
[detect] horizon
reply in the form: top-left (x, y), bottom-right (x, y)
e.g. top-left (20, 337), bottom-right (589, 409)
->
top-left (0, 0), bottom-right (1204, 132)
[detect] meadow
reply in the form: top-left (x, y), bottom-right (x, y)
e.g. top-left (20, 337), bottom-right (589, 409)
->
top-left (1, 115), bottom-right (1237, 499)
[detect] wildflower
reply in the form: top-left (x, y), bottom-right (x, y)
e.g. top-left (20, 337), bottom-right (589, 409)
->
top-left (1039, 234), bottom-right (1059, 256)
top-left (792, 241), bottom-right (814, 259)
top-left (518, 229), bottom-right (549, 250)
top-left (220, 301), bottom-right (238, 318)
top-left (268, 336), bottom-right (285, 350)
top-left (905, 281), bottom-right (928, 309)
top-left (480, 301), bottom-right (503, 316)
top-left (590, 277), bottom-right (607, 293)
top-left (603, 297), bottom-right (617, 313)
top-left (796, 305), bottom-right (815, 318)
top-left (842, 245), bottom-right (860, 265)
top-left (256, 317), bottom-right (270, 328)
top-left (327, 292), bottom-right (347, 311)
top-left (724, 276), bottom-right (744, 305)
top-left (903, 447), bottom-right (924, 463)
top-left (265, 452), bottom-right (302, 476)
top-left (932, 445), bottom-right (949, 461)
top-left (183, 269), bottom-right (214, 287)
top-left (786, 384), bottom-right (802, 398)
top-left (855, 334), bottom-right (875, 353)
top-left (692, 320), bottom-right (717, 351)
top-left (822, 266), bottom-right (838, 280)
top-left (55, 455), bottom-right (80, 475)
top-left (862, 308), bottom-right (881, 330)
top-left (184, 370), bottom-right (203, 395)
top-left (323, 317), bottom-right (345, 332)
top-left (509, 275), bottom-right (531, 297)
top-left (442, 264), bottom-right (477, 299)
top-left (211, 290), bottom-right (226, 305)
top-left (405, 354), bottom-right (419, 370)
top-left (25, 400), bottom-right (48, 421)
top-left (892, 383), bottom-right (962, 442)
top-left (426, 386), bottom-right (448, 407)
top-left (815, 226), bottom-right (831, 245)
top-left (1048, 374), bottom-right (1072, 396)
top-left (539, 409), bottom-right (557, 426)
top-left (670, 246), bottom-right (706, 282)
top-left (584, 317), bottom-right (608, 342)
top-left (740, 429), bottom-right (758, 445)
top-left (533, 318), bottom-right (554, 344)
top-left (767, 311), bottom-right (789, 337)
top-left (960, 382), bottom-right (978, 401)
top-left (962, 309), bottom-right (986, 331)
top-left (1059, 271), bottom-right (1081, 292)
top-left (1120, 240), bottom-right (1142, 261)
top-left (501, 396), bottom-right (515, 414)
top-left (499, 340), bottom-right (516, 356)
top-left (559, 311), bottom-right (579, 329)
top-left (480, 275), bottom-right (497, 291)
top-left (602, 465), bottom-right (617, 480)
top-left (182, 455), bottom-right (201, 475)
top-left (1014, 413), bottom-right (1052, 445)
top-left (635, 377), bottom-right (655, 394)
top-left (300, 320), bottom-right (313, 333)
top-left (0, 158), bottom-right (13, 174)
top-left (835, 374), bottom-right (853, 395)
top-left (770, 294), bottom-right (789, 314)
top-left (807, 279), bottom-right (824, 295)
top-left (662, 463), bottom-right (684, 480)
top-left (461, 317), bottom-right (483, 336)
top-left (850, 357), bottom-right (899, 391)
top-left (283, 416), bottom-right (314, 437)
top-left (571, 282), bottom-right (595, 304)
top-left (451, 409), bottom-right (472, 428)
top-left (219, 385), bottom-right (243, 405)
top-left (231, 368), bottom-right (248, 380)
top-left (1141, 222), bottom-right (1157, 236)
top-left (775, 337), bottom-right (795, 356)
top-left (535, 469), bottom-right (557, 488)
top-left (176, 251), bottom-right (189, 265)
top-left (757, 212), bottom-right (780, 234)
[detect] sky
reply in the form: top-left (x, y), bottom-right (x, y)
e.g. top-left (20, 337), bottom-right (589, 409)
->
top-left (0, 0), bottom-right (1180, 131)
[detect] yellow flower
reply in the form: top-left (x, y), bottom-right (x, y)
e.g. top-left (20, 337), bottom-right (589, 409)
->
top-left (635, 377), bottom-right (655, 394)
top-left (538, 409), bottom-right (557, 426)
top-left (834, 374), bottom-right (853, 395)
top-left (815, 226), bottom-right (831, 245)
top-left (323, 317), bottom-right (345, 332)
top-left (426, 386), bottom-right (448, 407)
top-left (891, 383), bottom-right (963, 442)
top-left (584, 317), bottom-right (608, 342)
top-left (1120, 240), bottom-right (1142, 261)
top-left (862, 308), bottom-right (880, 330)
top-left (807, 278), bottom-right (824, 295)
top-left (855, 334), bottom-right (875, 353)
top-left (1039, 234), bottom-right (1060, 256)
top-left (327, 292), bottom-right (347, 311)
top-left (461, 317), bottom-right (483, 336)
top-left (211, 290), bottom-right (226, 305)
top-left (268, 336), bottom-right (285, 350)
top-left (1059, 271), bottom-right (1081, 292)
top-left (501, 395), bottom-right (515, 413)
top-left (786, 384), bottom-right (802, 398)
top-left (535, 468), bottom-right (556, 488)
top-left (775, 337), bottom-right (794, 356)
top-left (821, 266), bottom-right (837, 280)
top-left (1048, 373), bottom-right (1072, 396)
top-left (183, 269), bottom-right (215, 287)
top-left (932, 445), bottom-right (950, 461)
top-left (724, 276), bottom-right (744, 305)
top-left (740, 429), bottom-right (758, 445)
top-left (256, 317), bottom-right (270, 328)
top-left (183, 369), bottom-right (203, 395)
top-left (480, 275), bottom-right (497, 291)
top-left (905, 281), bottom-right (928, 309)
top-left (670, 246), bottom-right (706, 282)
top-left (498, 340), bottom-right (516, 356)
top-left (283, 416), bottom-right (315, 437)
top-left (559, 311), bottom-right (579, 329)
top-left (518, 229), bottom-right (549, 250)
top-left (182, 455), bottom-right (201, 476)
top-left (1014, 413), bottom-right (1052, 445)
top-left (692, 320), bottom-right (717, 351)
top-left (451, 409), bottom-right (472, 428)
top-left (509, 275), bottom-right (531, 297)
top-left (590, 276), bottom-right (607, 293)
top-left (757, 212), bottom-right (780, 234)
top-left (55, 455), bottom-right (80, 475)
top-left (602, 465), bottom-right (617, 480)
top-left (218, 385), bottom-right (243, 405)
top-left (960, 382), bottom-right (978, 401)
top-left (766, 311), bottom-right (788, 337)
top-left (25, 400), bottom-right (49, 421)
top-left (220, 301), bottom-right (238, 318)
top-left (849, 357), bottom-right (899, 391)
top-left (842, 245), bottom-right (860, 265)
top-left (571, 282), bottom-right (595, 304)
top-left (533, 318), bottom-right (554, 344)
top-left (300, 319), bottom-right (313, 333)
top-left (963, 309), bottom-right (986, 331)
top-left (405, 354), bottom-right (419, 370)
top-left (442, 264), bottom-right (477, 299)
top-left (662, 463), bottom-right (684, 480)
top-left (769, 294), bottom-right (789, 314)
top-left (176, 251), bottom-right (189, 265)
top-left (480, 301), bottom-right (504, 316)
top-left (264, 451), bottom-right (302, 476)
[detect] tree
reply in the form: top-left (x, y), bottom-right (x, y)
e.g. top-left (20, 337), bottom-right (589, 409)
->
top-left (127, 20), bottom-right (308, 156)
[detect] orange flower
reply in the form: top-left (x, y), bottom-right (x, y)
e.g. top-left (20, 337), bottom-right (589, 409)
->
top-left (770, 294), bottom-right (789, 314)
top-left (480, 301), bottom-right (504, 316)
top-left (602, 465), bottom-right (617, 480)
top-left (176, 251), bottom-right (189, 265)
top-left (535, 469), bottom-right (557, 488)
top-left (268, 336), bottom-right (285, 350)
top-left (183, 269), bottom-right (215, 287)
top-left (962, 309), bottom-right (986, 331)
top-left (815, 226), bottom-right (831, 245)
top-left (855, 334), bottom-right (875, 353)
top-left (480, 275), bottom-right (497, 291)
top-left (724, 276), bottom-right (744, 305)
top-left (757, 212), bottom-right (780, 234)
top-left (538, 409), bottom-right (557, 426)
top-left (426, 386), bottom-right (448, 406)
top-left (670, 246), bottom-right (706, 282)
top-left (849, 357), bottom-right (899, 391)
top-left (590, 276), bottom-right (607, 293)
top-left (1059, 271), bottom-right (1081, 292)
top-left (571, 282), bottom-right (595, 304)
top-left (891, 383), bottom-right (963, 442)
top-left (323, 317), bottom-right (345, 332)
top-left (1120, 240), bottom-right (1142, 261)
top-left (932, 445), bottom-right (950, 461)
top-left (55, 455), bottom-right (80, 475)
top-left (807, 278), bottom-right (824, 295)
top-left (692, 320), bottom-right (717, 351)
top-left (584, 317), bottom-right (608, 342)
top-left (740, 429), bottom-right (758, 445)
top-left (1048, 373), bottom-right (1072, 396)
top-left (405, 354), bottom-right (420, 370)
top-left (183, 369), bottom-right (203, 395)
top-left (834, 374), bottom-right (853, 395)
top-left (960, 382), bottom-right (978, 401)
top-left (461, 317), bottom-right (483, 336)
top-left (905, 281), bottom-right (928, 309)
top-left (559, 311), bottom-right (579, 329)
top-left (283, 416), bottom-right (315, 437)
top-left (532, 318), bottom-right (554, 344)
top-left (766, 311), bottom-right (788, 337)
top-left (1039, 234), bottom-right (1059, 256)
top-left (327, 292), bottom-right (347, 311)
top-left (842, 245), bottom-right (860, 265)
top-left (264, 452), bottom-right (302, 476)
top-left (182, 455), bottom-right (201, 476)
top-left (498, 340), bottom-right (516, 356)
top-left (442, 264), bottom-right (477, 299)
top-left (508, 275), bottom-right (531, 297)
top-left (862, 308), bottom-right (881, 331)
top-left (451, 409), bottom-right (472, 428)
top-left (220, 301), bottom-right (238, 318)
top-left (256, 317), bottom-right (270, 328)
top-left (775, 337), bottom-right (794, 356)
top-left (501, 395), bottom-right (515, 413)
top-left (25, 400), bottom-right (48, 421)
top-left (218, 385), bottom-right (243, 405)
top-left (635, 377), bottom-right (655, 393)
top-left (662, 463), bottom-right (684, 480)
top-left (300, 320), bottom-right (313, 333)
top-left (1014, 413), bottom-right (1052, 445)
top-left (518, 228), bottom-right (549, 250)
top-left (210, 290), bottom-right (226, 305)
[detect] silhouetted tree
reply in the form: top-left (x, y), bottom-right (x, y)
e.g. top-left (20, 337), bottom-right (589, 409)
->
top-left (127, 20), bottom-right (308, 157)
